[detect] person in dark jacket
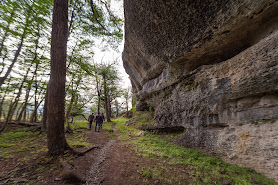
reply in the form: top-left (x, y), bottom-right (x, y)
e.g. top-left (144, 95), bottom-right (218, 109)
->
top-left (88, 113), bottom-right (95, 130)
top-left (95, 112), bottom-right (103, 132)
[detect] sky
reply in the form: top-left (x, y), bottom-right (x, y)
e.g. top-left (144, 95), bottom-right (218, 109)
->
top-left (93, 0), bottom-right (130, 89)
top-left (93, 39), bottom-right (130, 89)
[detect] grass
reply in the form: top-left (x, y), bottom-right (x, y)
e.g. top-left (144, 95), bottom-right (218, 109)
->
top-left (66, 132), bottom-right (92, 148)
top-left (141, 168), bottom-right (152, 179)
top-left (0, 129), bottom-right (47, 159)
top-left (65, 120), bottom-right (95, 148)
top-left (113, 117), bottom-right (278, 185)
top-left (66, 119), bottom-right (89, 130)
top-left (132, 111), bottom-right (154, 127)
top-left (0, 119), bottom-right (92, 161)
top-left (0, 120), bottom-right (97, 184)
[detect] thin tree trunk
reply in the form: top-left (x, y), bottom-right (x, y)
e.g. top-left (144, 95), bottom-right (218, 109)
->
top-left (16, 102), bottom-right (24, 120)
top-left (42, 85), bottom-right (48, 131)
top-left (103, 76), bottom-right (111, 122)
top-left (0, 97), bottom-right (15, 132)
top-left (0, 96), bottom-right (5, 121)
top-left (30, 59), bottom-right (39, 123)
top-left (108, 94), bottom-right (112, 118)
top-left (97, 90), bottom-right (101, 113)
top-left (47, 0), bottom-right (69, 156)
top-left (0, 7), bottom-right (31, 88)
top-left (30, 97), bottom-right (44, 123)
top-left (95, 76), bottom-right (101, 114)
top-left (126, 99), bottom-right (129, 112)
top-left (0, 56), bottom-right (7, 76)
top-left (65, 93), bottom-right (75, 129)
top-left (8, 58), bottom-right (35, 121)
top-left (17, 27), bottom-right (40, 121)
top-left (0, 5), bottom-right (16, 56)
top-left (0, 78), bottom-right (11, 121)
top-left (65, 78), bottom-right (80, 128)
top-left (23, 108), bottom-right (27, 122)
top-left (115, 100), bottom-right (119, 117)
top-left (17, 81), bottom-right (32, 121)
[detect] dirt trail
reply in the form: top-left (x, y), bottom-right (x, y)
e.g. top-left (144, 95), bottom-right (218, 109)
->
top-left (81, 125), bottom-right (161, 185)
top-left (86, 139), bottom-right (115, 184)
top-left (0, 124), bottom-right (189, 184)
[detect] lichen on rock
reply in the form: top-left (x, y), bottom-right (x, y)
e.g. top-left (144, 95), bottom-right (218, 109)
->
top-left (123, 0), bottom-right (278, 181)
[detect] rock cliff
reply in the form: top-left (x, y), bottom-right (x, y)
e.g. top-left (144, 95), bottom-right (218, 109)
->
top-left (123, 0), bottom-right (278, 180)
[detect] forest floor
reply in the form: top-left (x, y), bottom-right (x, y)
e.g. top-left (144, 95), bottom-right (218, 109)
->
top-left (0, 116), bottom-right (277, 185)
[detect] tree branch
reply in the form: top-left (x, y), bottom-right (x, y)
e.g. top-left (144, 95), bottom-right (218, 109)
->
top-left (89, 0), bottom-right (107, 32)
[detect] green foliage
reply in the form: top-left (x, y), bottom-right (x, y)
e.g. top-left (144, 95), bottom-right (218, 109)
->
top-left (70, 120), bottom-right (89, 130)
top-left (141, 168), bottom-right (152, 179)
top-left (0, 0), bottom-right (124, 124)
top-left (0, 129), bottom-right (47, 160)
top-left (66, 133), bottom-right (92, 148)
top-left (132, 111), bottom-right (154, 127)
top-left (112, 118), bottom-right (277, 185)
top-left (0, 129), bottom-right (38, 148)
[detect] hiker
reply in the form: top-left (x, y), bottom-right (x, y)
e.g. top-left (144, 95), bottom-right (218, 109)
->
top-left (101, 112), bottom-right (105, 129)
top-left (88, 113), bottom-right (95, 130)
top-left (95, 112), bottom-right (103, 132)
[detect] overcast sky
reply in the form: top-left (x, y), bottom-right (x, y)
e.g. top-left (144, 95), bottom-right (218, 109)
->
top-left (93, 0), bottom-right (130, 89)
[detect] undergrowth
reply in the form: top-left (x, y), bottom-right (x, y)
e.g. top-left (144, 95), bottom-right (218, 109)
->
top-left (0, 119), bottom-right (94, 184)
top-left (0, 129), bottom-right (47, 160)
top-left (113, 117), bottom-right (277, 185)
top-left (132, 111), bottom-right (154, 127)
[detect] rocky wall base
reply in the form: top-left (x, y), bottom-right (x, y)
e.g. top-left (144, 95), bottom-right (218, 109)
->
top-left (148, 30), bottom-right (278, 181)
top-left (175, 122), bottom-right (278, 181)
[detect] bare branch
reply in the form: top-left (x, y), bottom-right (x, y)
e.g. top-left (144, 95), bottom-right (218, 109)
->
top-left (89, 0), bottom-right (107, 31)
top-left (100, 0), bottom-right (117, 20)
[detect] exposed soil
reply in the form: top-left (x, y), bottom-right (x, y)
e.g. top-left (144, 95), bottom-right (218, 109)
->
top-left (0, 124), bottom-right (191, 185)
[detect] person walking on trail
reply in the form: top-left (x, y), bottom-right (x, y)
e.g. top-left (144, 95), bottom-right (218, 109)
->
top-left (95, 112), bottom-right (103, 132)
top-left (88, 113), bottom-right (95, 130)
top-left (101, 112), bottom-right (105, 129)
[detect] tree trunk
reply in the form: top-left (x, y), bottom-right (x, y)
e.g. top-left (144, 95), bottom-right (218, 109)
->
top-left (65, 92), bottom-right (75, 129)
top-left (16, 102), bottom-right (24, 120)
top-left (0, 97), bottom-right (15, 132)
top-left (30, 60), bottom-right (39, 123)
top-left (126, 99), bottom-right (129, 112)
top-left (47, 0), bottom-right (68, 156)
top-left (115, 100), bottom-right (119, 117)
top-left (8, 57), bottom-right (35, 122)
top-left (0, 7), bottom-right (31, 88)
top-left (0, 57), bottom-right (7, 76)
top-left (96, 76), bottom-right (101, 114)
top-left (103, 76), bottom-right (111, 122)
top-left (42, 85), bottom-right (48, 131)
top-left (0, 78), bottom-right (11, 121)
top-left (30, 97), bottom-right (44, 123)
top-left (108, 94), bottom-right (112, 118)
top-left (17, 81), bottom-right (32, 121)
top-left (17, 58), bottom-right (38, 122)
top-left (0, 5), bottom-right (16, 57)
top-left (0, 96), bottom-right (5, 121)
top-left (23, 108), bottom-right (27, 122)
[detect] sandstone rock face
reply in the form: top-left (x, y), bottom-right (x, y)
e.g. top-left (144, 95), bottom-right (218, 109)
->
top-left (123, 0), bottom-right (278, 181)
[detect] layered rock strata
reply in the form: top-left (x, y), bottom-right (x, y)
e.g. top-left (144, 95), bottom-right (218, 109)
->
top-left (123, 0), bottom-right (278, 180)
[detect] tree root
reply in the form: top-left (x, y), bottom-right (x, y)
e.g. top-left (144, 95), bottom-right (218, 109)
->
top-left (74, 146), bottom-right (100, 157)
